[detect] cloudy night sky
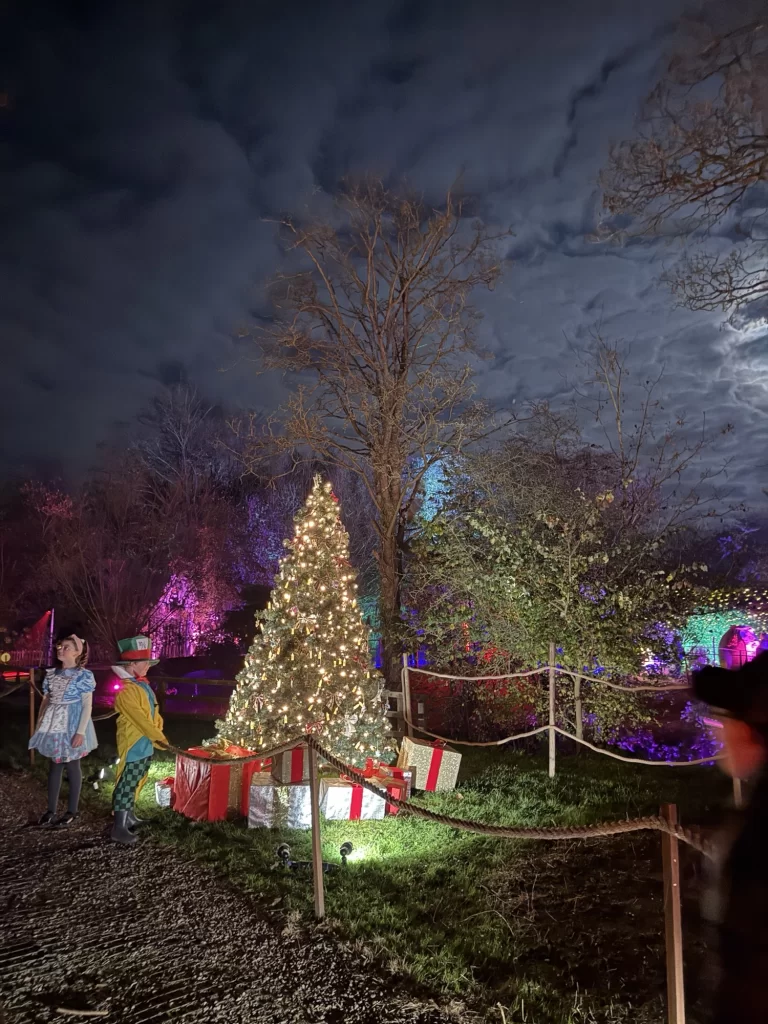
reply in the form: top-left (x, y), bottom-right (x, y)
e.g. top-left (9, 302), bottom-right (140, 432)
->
top-left (2, 0), bottom-right (766, 504)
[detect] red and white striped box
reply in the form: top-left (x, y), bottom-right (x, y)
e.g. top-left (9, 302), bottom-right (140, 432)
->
top-left (270, 743), bottom-right (310, 784)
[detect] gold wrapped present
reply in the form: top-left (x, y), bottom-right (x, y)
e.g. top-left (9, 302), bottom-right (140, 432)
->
top-left (396, 737), bottom-right (461, 792)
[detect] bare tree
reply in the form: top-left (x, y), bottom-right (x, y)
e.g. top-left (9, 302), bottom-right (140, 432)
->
top-left (571, 335), bottom-right (736, 537)
top-left (25, 460), bottom-right (176, 653)
top-left (235, 180), bottom-right (507, 688)
top-left (132, 384), bottom-right (237, 494)
top-left (602, 3), bottom-right (768, 313)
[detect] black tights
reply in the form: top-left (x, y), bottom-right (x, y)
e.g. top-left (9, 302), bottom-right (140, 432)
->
top-left (47, 760), bottom-right (83, 814)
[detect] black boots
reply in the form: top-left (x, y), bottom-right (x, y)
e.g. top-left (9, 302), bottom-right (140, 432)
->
top-left (125, 810), bottom-right (145, 830)
top-left (111, 811), bottom-right (138, 846)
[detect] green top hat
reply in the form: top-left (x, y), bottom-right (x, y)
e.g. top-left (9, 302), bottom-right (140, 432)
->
top-left (115, 635), bottom-right (159, 667)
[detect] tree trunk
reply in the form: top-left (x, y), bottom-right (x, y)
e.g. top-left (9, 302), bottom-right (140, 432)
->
top-left (378, 529), bottom-right (401, 688)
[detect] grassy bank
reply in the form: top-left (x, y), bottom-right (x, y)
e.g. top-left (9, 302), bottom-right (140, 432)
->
top-left (2, 708), bottom-right (730, 1023)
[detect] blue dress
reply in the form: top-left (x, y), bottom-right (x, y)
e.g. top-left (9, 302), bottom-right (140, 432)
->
top-left (28, 668), bottom-right (98, 762)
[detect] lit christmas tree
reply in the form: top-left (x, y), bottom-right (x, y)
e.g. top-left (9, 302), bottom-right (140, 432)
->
top-left (219, 476), bottom-right (394, 766)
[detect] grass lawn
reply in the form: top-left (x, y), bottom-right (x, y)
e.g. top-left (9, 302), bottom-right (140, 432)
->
top-left (1, 709), bottom-right (731, 1023)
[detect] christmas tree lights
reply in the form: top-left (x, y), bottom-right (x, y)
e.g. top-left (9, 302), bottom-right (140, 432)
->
top-left (218, 476), bottom-right (394, 766)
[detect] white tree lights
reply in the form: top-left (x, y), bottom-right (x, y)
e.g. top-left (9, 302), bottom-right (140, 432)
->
top-left (218, 476), bottom-right (393, 765)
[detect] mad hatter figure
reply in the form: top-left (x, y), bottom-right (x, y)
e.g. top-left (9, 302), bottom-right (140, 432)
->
top-left (111, 636), bottom-right (169, 846)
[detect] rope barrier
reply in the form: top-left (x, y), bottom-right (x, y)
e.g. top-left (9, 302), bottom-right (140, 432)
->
top-left (305, 736), bottom-right (713, 857)
top-left (409, 664), bottom-right (689, 693)
top-left (0, 679), bottom-right (29, 700)
top-left (398, 710), bottom-right (724, 765)
top-left (565, 674), bottom-right (689, 694)
top-left (551, 726), bottom-right (723, 766)
top-left (153, 732), bottom-right (712, 857)
top-left (157, 734), bottom-right (317, 765)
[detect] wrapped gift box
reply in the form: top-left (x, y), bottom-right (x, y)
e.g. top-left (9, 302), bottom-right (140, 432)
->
top-left (271, 744), bottom-right (310, 784)
top-left (155, 777), bottom-right (174, 808)
top-left (247, 776), bottom-right (311, 830)
top-left (174, 745), bottom-right (271, 822)
top-left (379, 775), bottom-right (409, 816)
top-left (396, 737), bottom-right (461, 792)
top-left (319, 776), bottom-right (386, 821)
top-left (368, 761), bottom-right (413, 811)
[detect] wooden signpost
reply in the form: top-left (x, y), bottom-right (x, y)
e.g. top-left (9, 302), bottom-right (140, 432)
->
top-left (308, 744), bottom-right (325, 920)
top-left (661, 803), bottom-right (685, 1024)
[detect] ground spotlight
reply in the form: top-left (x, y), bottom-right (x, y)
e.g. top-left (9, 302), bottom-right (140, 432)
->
top-left (340, 841), bottom-right (353, 865)
top-left (276, 843), bottom-right (292, 866)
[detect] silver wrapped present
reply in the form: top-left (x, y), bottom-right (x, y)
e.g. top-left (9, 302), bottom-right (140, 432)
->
top-left (247, 774), bottom-right (312, 830)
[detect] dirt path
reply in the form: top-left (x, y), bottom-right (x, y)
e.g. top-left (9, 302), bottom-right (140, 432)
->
top-left (0, 772), bottom-right (462, 1024)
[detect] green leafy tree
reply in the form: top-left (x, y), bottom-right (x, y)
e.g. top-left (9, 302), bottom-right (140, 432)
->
top-left (218, 475), bottom-right (394, 765)
top-left (406, 339), bottom-right (727, 736)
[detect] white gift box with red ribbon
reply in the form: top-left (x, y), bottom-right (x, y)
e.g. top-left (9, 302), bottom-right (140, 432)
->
top-left (319, 776), bottom-right (387, 821)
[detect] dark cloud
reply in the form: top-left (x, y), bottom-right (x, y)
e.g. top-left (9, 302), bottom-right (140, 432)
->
top-left (1, 0), bottom-right (765, 506)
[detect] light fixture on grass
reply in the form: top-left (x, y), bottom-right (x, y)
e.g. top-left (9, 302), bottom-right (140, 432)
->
top-left (275, 841), bottom-right (353, 873)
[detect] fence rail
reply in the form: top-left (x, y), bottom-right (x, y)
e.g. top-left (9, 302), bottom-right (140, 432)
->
top-left (2, 658), bottom-right (723, 1023)
top-left (166, 732), bottom-right (701, 1022)
top-left (397, 647), bottom-right (720, 776)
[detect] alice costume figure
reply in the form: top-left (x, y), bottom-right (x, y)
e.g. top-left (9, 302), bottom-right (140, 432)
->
top-left (28, 634), bottom-right (97, 827)
top-left (111, 635), bottom-right (169, 846)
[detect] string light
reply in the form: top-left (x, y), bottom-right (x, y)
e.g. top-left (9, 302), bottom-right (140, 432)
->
top-left (218, 475), bottom-right (394, 766)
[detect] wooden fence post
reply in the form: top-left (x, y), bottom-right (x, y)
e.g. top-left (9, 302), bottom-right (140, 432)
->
top-left (28, 668), bottom-right (36, 766)
top-left (308, 744), bottom-right (325, 920)
top-left (732, 777), bottom-right (743, 809)
top-left (574, 675), bottom-right (583, 743)
top-left (548, 642), bottom-right (556, 778)
top-left (401, 654), bottom-right (413, 738)
top-left (661, 803), bottom-right (685, 1024)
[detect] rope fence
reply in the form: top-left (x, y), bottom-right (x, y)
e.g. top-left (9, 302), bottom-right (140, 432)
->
top-left (160, 732), bottom-right (702, 1019)
top-left (408, 663), bottom-right (689, 692)
top-left (308, 736), bottom-right (712, 856)
top-left (9, 657), bottom-right (714, 1022)
top-left (0, 678), bottom-right (29, 701)
top-left (156, 732), bottom-right (712, 857)
top-left (398, 646), bottom-right (723, 775)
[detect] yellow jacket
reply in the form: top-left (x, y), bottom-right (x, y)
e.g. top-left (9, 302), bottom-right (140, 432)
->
top-left (114, 679), bottom-right (168, 792)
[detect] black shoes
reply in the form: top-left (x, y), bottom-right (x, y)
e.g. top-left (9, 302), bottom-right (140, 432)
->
top-left (36, 811), bottom-right (80, 827)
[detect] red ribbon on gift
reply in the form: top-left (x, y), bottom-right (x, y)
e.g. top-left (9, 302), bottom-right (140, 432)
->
top-left (349, 784), bottom-right (364, 819)
top-left (425, 742), bottom-right (446, 792)
top-left (288, 746), bottom-right (305, 782)
top-left (339, 771), bottom-right (381, 819)
top-left (383, 777), bottom-right (408, 815)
